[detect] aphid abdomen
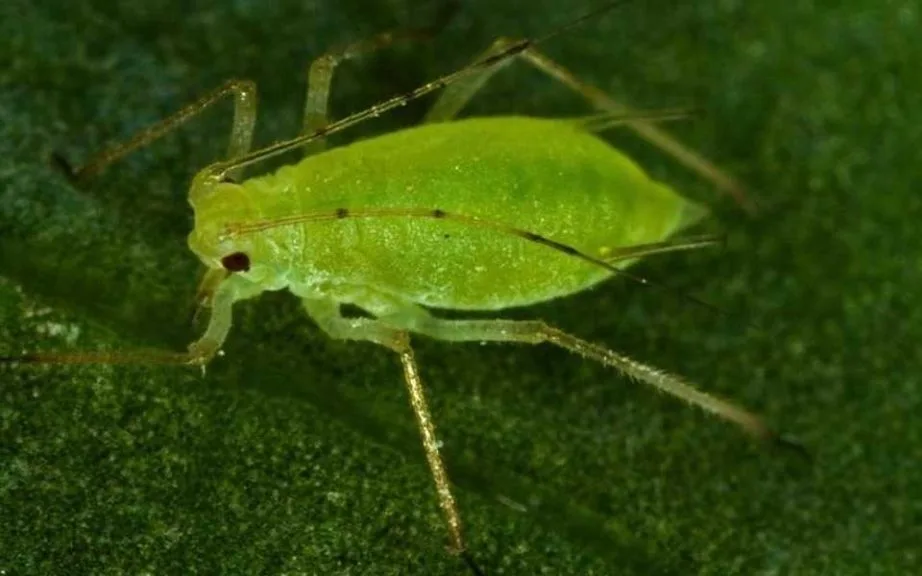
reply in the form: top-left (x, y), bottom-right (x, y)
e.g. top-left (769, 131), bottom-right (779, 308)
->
top-left (242, 116), bottom-right (705, 310)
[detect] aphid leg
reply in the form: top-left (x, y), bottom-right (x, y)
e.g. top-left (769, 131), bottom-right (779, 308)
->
top-left (519, 48), bottom-right (757, 211)
top-left (300, 29), bottom-right (434, 157)
top-left (390, 310), bottom-right (782, 446)
top-left (299, 0), bottom-right (463, 156)
top-left (191, 268), bottom-right (229, 328)
top-left (301, 298), bottom-right (476, 568)
top-left (57, 80), bottom-right (258, 184)
top-left (3, 272), bottom-right (254, 368)
top-left (424, 38), bottom-right (756, 213)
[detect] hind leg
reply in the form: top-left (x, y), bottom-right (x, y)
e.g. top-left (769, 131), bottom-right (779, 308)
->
top-left (377, 304), bottom-right (778, 442)
top-left (424, 37), bottom-right (754, 212)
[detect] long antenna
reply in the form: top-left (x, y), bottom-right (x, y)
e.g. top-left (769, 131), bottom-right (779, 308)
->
top-left (200, 1), bottom-right (632, 181)
top-left (223, 206), bottom-right (730, 319)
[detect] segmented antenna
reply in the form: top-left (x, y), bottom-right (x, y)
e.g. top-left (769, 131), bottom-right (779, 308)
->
top-left (204, 1), bottom-right (633, 179)
top-left (222, 206), bottom-right (729, 319)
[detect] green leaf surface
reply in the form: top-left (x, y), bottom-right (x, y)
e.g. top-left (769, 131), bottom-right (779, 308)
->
top-left (1, 0), bottom-right (918, 574)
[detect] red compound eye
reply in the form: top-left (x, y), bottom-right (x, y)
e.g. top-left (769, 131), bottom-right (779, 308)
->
top-left (220, 252), bottom-right (250, 272)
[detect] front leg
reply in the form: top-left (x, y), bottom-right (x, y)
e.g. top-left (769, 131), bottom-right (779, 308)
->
top-left (185, 272), bottom-right (264, 365)
top-left (56, 79), bottom-right (258, 184)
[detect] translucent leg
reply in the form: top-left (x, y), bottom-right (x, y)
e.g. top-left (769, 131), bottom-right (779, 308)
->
top-left (301, 298), bottom-right (479, 570)
top-left (2, 272), bottom-right (258, 367)
top-left (424, 37), bottom-right (755, 212)
top-left (384, 310), bottom-right (782, 444)
top-left (56, 79), bottom-right (258, 183)
top-left (299, 2), bottom-right (460, 156)
top-left (300, 30), bottom-right (430, 156)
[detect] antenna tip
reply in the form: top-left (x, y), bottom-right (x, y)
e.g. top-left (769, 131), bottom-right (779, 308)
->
top-left (0, 353), bottom-right (38, 364)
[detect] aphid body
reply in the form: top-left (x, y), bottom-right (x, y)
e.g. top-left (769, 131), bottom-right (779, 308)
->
top-left (191, 117), bottom-right (703, 314)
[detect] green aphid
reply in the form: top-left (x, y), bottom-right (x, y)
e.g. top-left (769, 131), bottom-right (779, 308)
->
top-left (6, 3), bottom-right (793, 573)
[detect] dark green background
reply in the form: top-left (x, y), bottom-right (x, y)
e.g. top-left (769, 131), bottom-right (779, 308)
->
top-left (1, 0), bottom-right (918, 574)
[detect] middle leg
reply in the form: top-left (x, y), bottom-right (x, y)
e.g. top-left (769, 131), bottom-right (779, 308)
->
top-left (299, 3), bottom-right (459, 156)
top-left (301, 30), bottom-right (425, 156)
top-left (301, 298), bottom-right (472, 561)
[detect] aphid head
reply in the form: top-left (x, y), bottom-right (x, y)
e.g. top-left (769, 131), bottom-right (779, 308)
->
top-left (186, 178), bottom-right (281, 289)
